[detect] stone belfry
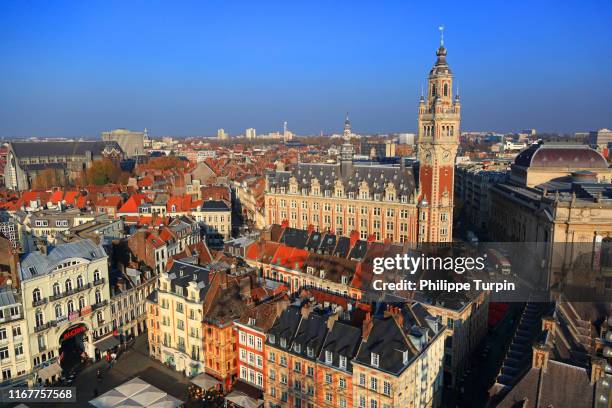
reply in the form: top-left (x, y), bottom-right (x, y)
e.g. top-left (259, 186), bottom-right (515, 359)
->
top-left (417, 27), bottom-right (461, 243)
top-left (340, 113), bottom-right (354, 176)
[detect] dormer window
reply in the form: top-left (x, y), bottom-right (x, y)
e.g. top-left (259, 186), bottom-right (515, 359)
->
top-left (339, 355), bottom-right (347, 369)
top-left (248, 317), bottom-right (256, 326)
top-left (402, 350), bottom-right (409, 365)
top-left (341, 276), bottom-right (348, 285)
top-left (325, 350), bottom-right (333, 364)
top-left (293, 343), bottom-right (301, 353)
top-left (371, 352), bottom-right (379, 367)
top-left (319, 270), bottom-right (325, 279)
top-left (307, 346), bottom-right (314, 358)
top-left (280, 338), bottom-right (287, 348)
top-left (269, 334), bottom-right (276, 344)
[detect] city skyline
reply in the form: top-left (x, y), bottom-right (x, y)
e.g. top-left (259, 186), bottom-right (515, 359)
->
top-left (1, 1), bottom-right (611, 138)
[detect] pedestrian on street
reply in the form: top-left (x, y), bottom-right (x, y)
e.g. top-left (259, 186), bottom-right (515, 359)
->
top-left (97, 369), bottom-right (102, 381)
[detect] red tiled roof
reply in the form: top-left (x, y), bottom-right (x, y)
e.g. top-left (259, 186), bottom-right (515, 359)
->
top-left (147, 233), bottom-right (165, 249)
top-left (271, 245), bottom-right (310, 270)
top-left (96, 196), bottom-right (122, 208)
top-left (76, 195), bottom-right (87, 208)
top-left (49, 190), bottom-right (64, 204)
top-left (64, 191), bottom-right (79, 205)
top-left (118, 194), bottom-right (146, 213)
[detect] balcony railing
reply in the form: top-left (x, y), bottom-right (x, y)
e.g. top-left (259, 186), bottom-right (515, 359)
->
top-left (50, 283), bottom-right (92, 301)
top-left (0, 313), bottom-right (22, 324)
top-left (34, 322), bottom-right (53, 332)
top-left (94, 278), bottom-right (105, 286)
top-left (92, 300), bottom-right (108, 310)
top-left (32, 298), bottom-right (48, 307)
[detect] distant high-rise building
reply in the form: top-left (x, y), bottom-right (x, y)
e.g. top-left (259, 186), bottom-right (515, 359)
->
top-left (245, 128), bottom-right (256, 140)
top-left (283, 121), bottom-right (293, 141)
top-left (101, 128), bottom-right (146, 157)
top-left (588, 128), bottom-right (612, 154)
top-left (217, 128), bottom-right (228, 140)
top-left (398, 133), bottom-right (416, 145)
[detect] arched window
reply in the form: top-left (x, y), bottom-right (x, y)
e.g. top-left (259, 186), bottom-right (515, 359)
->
top-left (444, 83), bottom-right (448, 97)
top-left (65, 279), bottom-right (72, 293)
top-left (35, 309), bottom-right (44, 327)
top-left (67, 300), bottom-right (74, 314)
top-left (78, 296), bottom-right (86, 310)
top-left (93, 270), bottom-right (100, 282)
top-left (53, 283), bottom-right (60, 297)
top-left (76, 275), bottom-right (83, 288)
top-left (55, 304), bottom-right (63, 319)
top-left (95, 290), bottom-right (102, 305)
top-left (32, 288), bottom-right (41, 303)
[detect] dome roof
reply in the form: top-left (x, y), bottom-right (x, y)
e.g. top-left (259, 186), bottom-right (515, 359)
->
top-left (430, 46), bottom-right (452, 75)
top-left (514, 144), bottom-right (609, 169)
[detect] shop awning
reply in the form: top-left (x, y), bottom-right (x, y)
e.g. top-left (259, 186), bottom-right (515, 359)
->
top-left (225, 391), bottom-right (264, 408)
top-left (190, 373), bottom-right (221, 390)
top-left (89, 377), bottom-right (182, 408)
top-left (38, 362), bottom-right (62, 381)
top-left (95, 335), bottom-right (121, 352)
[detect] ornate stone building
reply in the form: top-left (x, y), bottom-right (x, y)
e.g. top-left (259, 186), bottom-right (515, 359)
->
top-left (265, 41), bottom-right (460, 244)
top-left (488, 143), bottom-right (612, 289)
top-left (416, 37), bottom-right (461, 243)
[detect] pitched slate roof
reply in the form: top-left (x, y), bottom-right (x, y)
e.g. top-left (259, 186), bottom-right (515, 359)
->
top-left (290, 312), bottom-right (329, 361)
top-left (267, 305), bottom-right (302, 348)
top-left (268, 161), bottom-right (416, 196)
top-left (318, 320), bottom-right (361, 372)
top-left (10, 141), bottom-right (121, 158)
top-left (19, 239), bottom-right (107, 280)
top-left (354, 316), bottom-right (412, 376)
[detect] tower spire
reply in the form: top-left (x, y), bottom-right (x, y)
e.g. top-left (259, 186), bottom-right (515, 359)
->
top-left (343, 112), bottom-right (351, 140)
top-left (439, 26), bottom-right (444, 47)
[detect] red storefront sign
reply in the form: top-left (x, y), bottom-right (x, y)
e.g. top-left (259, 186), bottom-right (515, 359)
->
top-left (62, 324), bottom-right (87, 341)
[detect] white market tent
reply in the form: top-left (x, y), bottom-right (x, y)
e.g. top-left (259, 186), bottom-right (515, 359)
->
top-left (225, 390), bottom-right (264, 408)
top-left (89, 377), bottom-right (183, 408)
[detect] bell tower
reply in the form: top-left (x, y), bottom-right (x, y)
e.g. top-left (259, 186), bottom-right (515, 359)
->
top-left (417, 27), bottom-right (461, 243)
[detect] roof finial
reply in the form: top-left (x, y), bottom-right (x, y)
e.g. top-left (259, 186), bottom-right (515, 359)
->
top-left (439, 25), bottom-right (444, 46)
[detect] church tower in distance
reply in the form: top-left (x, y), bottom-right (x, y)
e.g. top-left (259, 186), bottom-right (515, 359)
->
top-left (417, 30), bottom-right (461, 243)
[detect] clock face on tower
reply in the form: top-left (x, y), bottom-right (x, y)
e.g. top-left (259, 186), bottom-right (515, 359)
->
top-left (424, 151), bottom-right (432, 164)
top-left (442, 150), bottom-right (451, 162)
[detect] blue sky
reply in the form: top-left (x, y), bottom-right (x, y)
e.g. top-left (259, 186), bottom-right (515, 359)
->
top-left (1, 0), bottom-right (611, 137)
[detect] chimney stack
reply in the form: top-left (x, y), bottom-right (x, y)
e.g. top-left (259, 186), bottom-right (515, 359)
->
top-left (301, 302), bottom-right (312, 320)
top-left (541, 316), bottom-right (557, 334)
top-left (591, 358), bottom-right (606, 384)
top-left (362, 312), bottom-right (373, 340)
top-left (384, 305), bottom-right (405, 329)
top-left (532, 343), bottom-right (551, 371)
